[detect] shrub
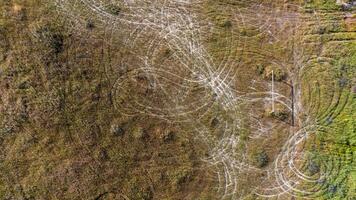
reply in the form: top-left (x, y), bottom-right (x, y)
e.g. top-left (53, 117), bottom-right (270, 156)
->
top-left (210, 117), bottom-right (219, 127)
top-left (307, 161), bottom-right (320, 175)
top-left (255, 151), bottom-right (269, 168)
top-left (86, 19), bottom-right (95, 30)
top-left (263, 65), bottom-right (287, 81)
top-left (318, 27), bottom-right (326, 34)
top-left (35, 25), bottom-right (64, 54)
top-left (255, 64), bottom-right (265, 75)
top-left (170, 167), bottom-right (192, 191)
top-left (110, 123), bottom-right (125, 136)
top-left (338, 77), bottom-right (348, 87)
top-left (12, 4), bottom-right (27, 21)
top-left (128, 178), bottom-right (153, 200)
top-left (105, 4), bottom-right (121, 16)
top-left (327, 185), bottom-right (337, 195)
top-left (265, 103), bottom-right (289, 121)
top-left (161, 130), bottom-right (175, 143)
top-left (222, 20), bottom-right (232, 28)
top-left (132, 126), bottom-right (146, 139)
top-left (0, 27), bottom-right (9, 62)
top-left (325, 116), bottom-right (333, 125)
top-left (50, 33), bottom-right (64, 54)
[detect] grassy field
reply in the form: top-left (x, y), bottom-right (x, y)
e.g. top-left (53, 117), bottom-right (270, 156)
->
top-left (0, 0), bottom-right (354, 199)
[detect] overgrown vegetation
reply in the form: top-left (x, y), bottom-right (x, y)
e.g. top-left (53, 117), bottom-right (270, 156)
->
top-left (0, 0), bottom-right (354, 199)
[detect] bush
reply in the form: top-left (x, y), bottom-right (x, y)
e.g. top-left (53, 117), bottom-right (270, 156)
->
top-left (35, 25), bottom-right (64, 54)
top-left (222, 20), bottom-right (232, 28)
top-left (210, 117), bottom-right (219, 127)
top-left (325, 116), bottom-right (333, 125)
top-left (132, 126), bottom-right (146, 139)
top-left (50, 33), bottom-right (64, 54)
top-left (338, 77), bottom-right (348, 87)
top-left (161, 130), bottom-right (175, 143)
top-left (128, 178), bottom-right (153, 200)
top-left (12, 4), bottom-right (27, 21)
top-left (318, 27), bottom-right (326, 34)
top-left (307, 161), bottom-right (320, 175)
top-left (105, 4), bottom-right (121, 16)
top-left (255, 151), bottom-right (269, 168)
top-left (86, 19), bottom-right (95, 30)
top-left (0, 27), bottom-right (9, 62)
top-left (170, 167), bottom-right (192, 191)
top-left (110, 123), bottom-right (125, 136)
top-left (255, 64), bottom-right (265, 75)
top-left (263, 65), bottom-right (286, 81)
top-left (327, 185), bottom-right (337, 195)
top-left (265, 103), bottom-right (289, 121)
